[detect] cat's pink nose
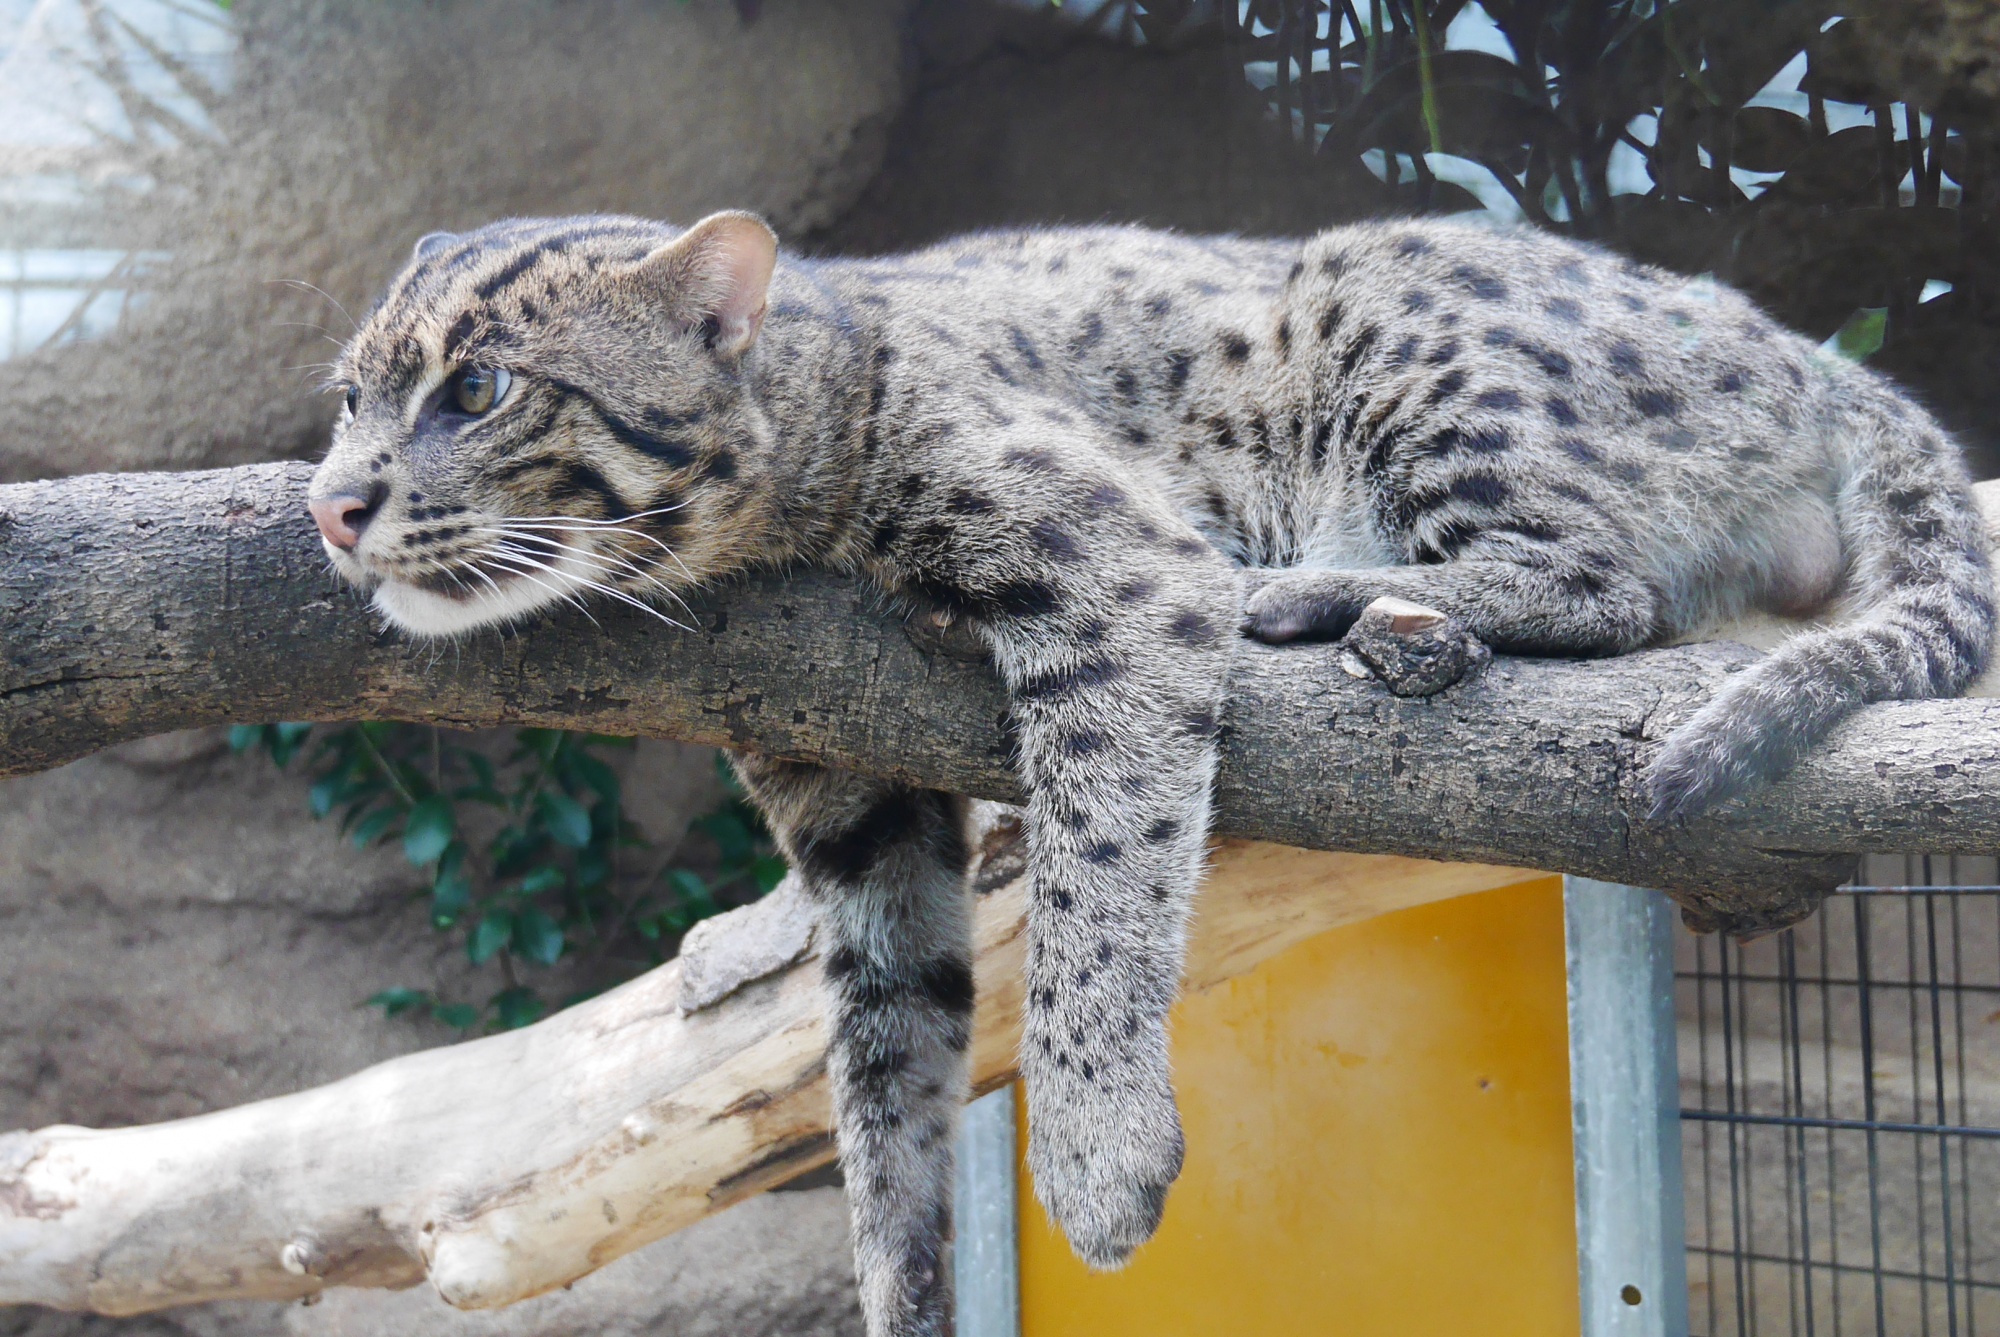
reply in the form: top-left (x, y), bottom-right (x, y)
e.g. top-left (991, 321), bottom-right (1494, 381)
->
top-left (309, 492), bottom-right (378, 550)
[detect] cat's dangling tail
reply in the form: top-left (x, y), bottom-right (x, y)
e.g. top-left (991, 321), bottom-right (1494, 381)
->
top-left (733, 759), bottom-right (976, 1337)
top-left (1645, 392), bottom-right (1996, 820)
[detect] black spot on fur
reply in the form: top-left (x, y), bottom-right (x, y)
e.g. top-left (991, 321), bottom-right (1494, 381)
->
top-left (1146, 294), bottom-right (1174, 321)
top-left (1519, 342), bottom-right (1573, 378)
top-left (1168, 610), bottom-right (1218, 645)
top-left (1388, 336), bottom-right (1419, 367)
top-left (1116, 578), bottom-right (1155, 604)
top-left (1085, 482), bottom-right (1127, 512)
top-left (1473, 388), bottom-right (1524, 412)
top-left (918, 958), bottom-right (976, 1017)
top-left (1717, 369), bottom-right (1749, 393)
top-left (1339, 325), bottom-right (1379, 378)
top-left (1630, 387), bottom-right (1683, 419)
top-left (1607, 341), bottom-right (1644, 377)
top-left (1557, 436), bottom-right (1601, 464)
top-left (474, 247), bottom-right (544, 302)
top-left (1182, 709), bottom-right (1219, 738)
top-left (1009, 326), bottom-right (1044, 372)
top-left (1277, 318), bottom-right (1292, 356)
top-left (1318, 302), bottom-right (1344, 341)
top-left (1451, 266), bottom-right (1508, 301)
top-left (1311, 414), bottom-right (1338, 466)
top-left (1287, 260), bottom-right (1305, 285)
top-left (700, 450), bottom-right (738, 483)
top-left (1004, 448), bottom-right (1060, 473)
top-left (1166, 349), bottom-right (1194, 390)
top-left (798, 790), bottom-right (940, 883)
top-left (1084, 841), bottom-right (1122, 865)
top-left (1210, 416), bottom-right (1237, 449)
top-left (1221, 332), bottom-right (1252, 363)
top-left (1395, 235), bottom-right (1433, 257)
top-left (1482, 327), bottom-right (1519, 349)
top-left (1073, 312), bottom-right (1105, 350)
top-left (1016, 656), bottom-right (1126, 700)
top-left (1546, 397), bottom-right (1580, 426)
top-left (1450, 471), bottom-right (1511, 507)
top-left (1424, 424), bottom-right (1513, 456)
top-left (595, 401), bottom-right (698, 469)
top-left (1620, 293), bottom-right (1647, 312)
top-left (947, 489), bottom-right (996, 515)
top-left (980, 351), bottom-right (1016, 385)
top-left (1247, 412), bottom-right (1274, 458)
top-left (1425, 370), bottom-right (1467, 405)
top-left (1425, 338), bottom-right (1460, 366)
top-left (1113, 368), bottom-right (1140, 403)
top-left (1403, 290), bottom-right (1433, 313)
top-left (1545, 296), bottom-right (1584, 323)
top-left (1064, 731), bottom-right (1107, 756)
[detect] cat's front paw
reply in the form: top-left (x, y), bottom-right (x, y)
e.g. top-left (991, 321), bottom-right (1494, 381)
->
top-left (1025, 1074), bottom-right (1185, 1270)
top-left (1241, 572), bottom-right (1369, 644)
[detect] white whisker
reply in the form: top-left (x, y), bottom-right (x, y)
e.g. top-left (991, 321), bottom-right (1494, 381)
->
top-left (476, 527), bottom-right (696, 618)
top-left (478, 543), bottom-right (691, 631)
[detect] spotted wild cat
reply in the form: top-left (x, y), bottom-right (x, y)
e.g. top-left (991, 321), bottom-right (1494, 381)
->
top-left (308, 212), bottom-right (1993, 1337)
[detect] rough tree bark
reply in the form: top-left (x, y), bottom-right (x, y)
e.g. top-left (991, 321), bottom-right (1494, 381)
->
top-left (5, 464), bottom-right (2000, 932)
top-left (0, 840), bottom-right (1540, 1314)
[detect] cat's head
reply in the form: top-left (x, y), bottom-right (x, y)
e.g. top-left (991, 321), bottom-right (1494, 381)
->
top-left (309, 211), bottom-right (778, 637)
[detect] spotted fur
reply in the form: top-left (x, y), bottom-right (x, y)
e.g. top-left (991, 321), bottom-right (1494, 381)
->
top-left (311, 212), bottom-right (1993, 1336)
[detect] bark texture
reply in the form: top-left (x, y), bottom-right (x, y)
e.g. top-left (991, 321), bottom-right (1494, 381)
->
top-left (4, 463), bottom-right (1999, 931)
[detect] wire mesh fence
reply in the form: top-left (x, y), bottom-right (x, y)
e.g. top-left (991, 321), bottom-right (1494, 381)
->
top-left (1680, 854), bottom-right (2000, 1337)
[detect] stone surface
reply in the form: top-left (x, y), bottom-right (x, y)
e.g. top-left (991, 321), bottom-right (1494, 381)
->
top-left (0, 0), bottom-right (912, 483)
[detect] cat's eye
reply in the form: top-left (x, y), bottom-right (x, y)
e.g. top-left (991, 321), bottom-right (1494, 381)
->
top-left (343, 385), bottom-right (359, 415)
top-left (449, 366), bottom-right (511, 416)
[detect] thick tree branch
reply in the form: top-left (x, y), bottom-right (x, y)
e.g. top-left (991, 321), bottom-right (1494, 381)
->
top-left (3, 463), bottom-right (1998, 930)
top-left (0, 842), bottom-right (1539, 1315)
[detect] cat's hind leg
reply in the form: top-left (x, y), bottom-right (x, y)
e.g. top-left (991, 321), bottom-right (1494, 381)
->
top-left (729, 756), bottom-right (974, 1337)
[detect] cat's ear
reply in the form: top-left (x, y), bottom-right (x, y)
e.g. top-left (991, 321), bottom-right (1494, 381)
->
top-left (411, 231), bottom-right (458, 263)
top-left (636, 211), bottom-right (778, 357)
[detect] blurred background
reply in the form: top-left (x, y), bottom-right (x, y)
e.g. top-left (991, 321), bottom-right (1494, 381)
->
top-left (3, 2), bottom-right (1999, 1333)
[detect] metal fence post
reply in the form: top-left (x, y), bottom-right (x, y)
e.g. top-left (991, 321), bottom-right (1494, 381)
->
top-left (1566, 876), bottom-right (1690, 1337)
top-left (955, 1085), bottom-right (1021, 1337)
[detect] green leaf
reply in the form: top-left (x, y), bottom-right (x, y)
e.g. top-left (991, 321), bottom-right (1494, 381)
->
top-left (351, 806), bottom-right (399, 849)
top-left (697, 808), bottom-right (755, 864)
top-left (750, 855), bottom-right (790, 894)
top-left (492, 986), bottom-right (545, 1030)
top-left (540, 791), bottom-right (593, 848)
top-left (432, 1001), bottom-right (480, 1030)
top-left (431, 870), bottom-right (472, 925)
top-left (469, 909), bottom-right (513, 964)
top-left (228, 724), bottom-right (262, 753)
top-left (665, 867), bottom-right (714, 910)
top-left (512, 907), bottom-right (566, 966)
top-left (402, 796), bottom-right (457, 865)
top-left (366, 987), bottom-right (428, 1018)
top-left (517, 865), bottom-right (566, 897)
top-left (569, 753), bottom-right (621, 805)
top-left (269, 722), bottom-right (314, 767)
top-left (1825, 306), bottom-right (1887, 363)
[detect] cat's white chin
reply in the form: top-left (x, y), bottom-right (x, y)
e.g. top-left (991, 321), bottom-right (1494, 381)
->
top-left (371, 565), bottom-right (586, 639)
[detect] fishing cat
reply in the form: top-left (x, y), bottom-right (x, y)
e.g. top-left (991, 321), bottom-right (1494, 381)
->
top-left (308, 211), bottom-right (1993, 1336)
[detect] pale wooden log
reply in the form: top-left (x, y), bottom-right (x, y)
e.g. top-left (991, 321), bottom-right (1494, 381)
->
top-left (0, 843), bottom-right (1541, 1317)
